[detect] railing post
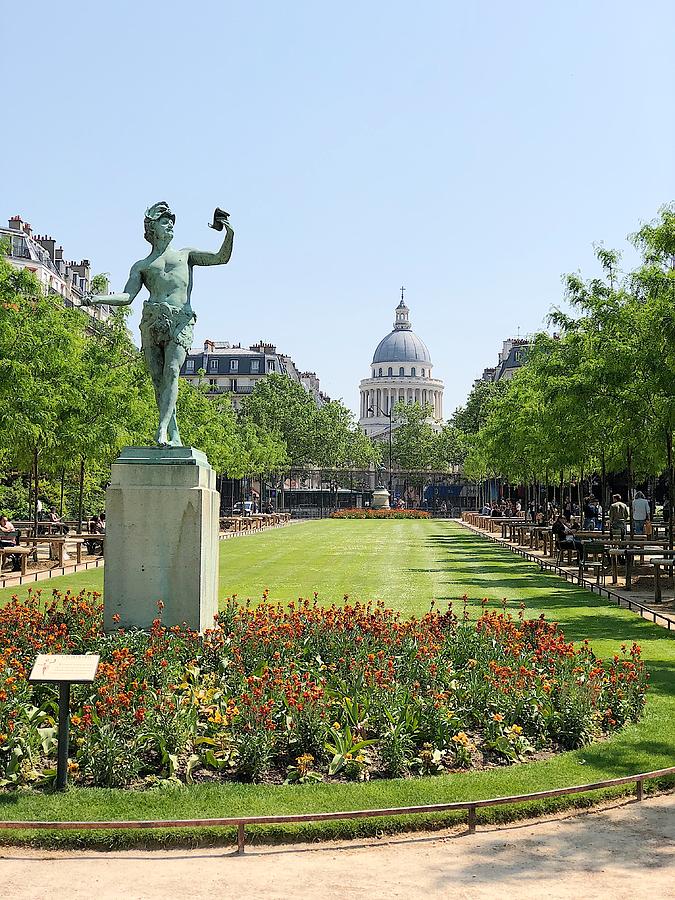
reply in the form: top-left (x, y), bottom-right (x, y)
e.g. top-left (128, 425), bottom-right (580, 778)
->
top-left (237, 822), bottom-right (246, 853)
top-left (467, 805), bottom-right (477, 833)
top-left (636, 779), bottom-right (644, 802)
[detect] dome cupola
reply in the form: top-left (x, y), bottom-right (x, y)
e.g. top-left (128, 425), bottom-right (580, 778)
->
top-left (372, 299), bottom-right (432, 365)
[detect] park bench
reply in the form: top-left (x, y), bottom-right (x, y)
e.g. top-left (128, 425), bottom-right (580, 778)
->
top-left (0, 545), bottom-right (32, 576)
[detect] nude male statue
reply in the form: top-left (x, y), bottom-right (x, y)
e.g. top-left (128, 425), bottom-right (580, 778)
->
top-left (83, 202), bottom-right (233, 446)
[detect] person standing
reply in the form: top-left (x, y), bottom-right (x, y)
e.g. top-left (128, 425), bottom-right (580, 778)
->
top-left (583, 496), bottom-right (597, 531)
top-left (632, 491), bottom-right (651, 536)
top-left (609, 493), bottom-right (629, 538)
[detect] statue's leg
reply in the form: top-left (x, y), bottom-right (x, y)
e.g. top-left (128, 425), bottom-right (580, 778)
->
top-left (143, 344), bottom-right (166, 444)
top-left (159, 341), bottom-right (187, 447)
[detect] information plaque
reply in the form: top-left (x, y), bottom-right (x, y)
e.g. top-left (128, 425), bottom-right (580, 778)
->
top-left (29, 654), bottom-right (100, 790)
top-left (29, 654), bottom-right (100, 684)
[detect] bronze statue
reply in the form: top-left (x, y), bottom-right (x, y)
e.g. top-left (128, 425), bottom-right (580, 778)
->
top-left (83, 202), bottom-right (234, 446)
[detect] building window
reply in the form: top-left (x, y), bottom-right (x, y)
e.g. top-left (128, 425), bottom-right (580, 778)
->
top-left (209, 358), bottom-right (218, 372)
top-left (388, 367), bottom-right (393, 376)
top-left (411, 367), bottom-right (416, 376)
top-left (251, 359), bottom-right (260, 373)
top-left (267, 359), bottom-right (275, 372)
top-left (378, 367), bottom-right (383, 377)
top-left (399, 366), bottom-right (405, 376)
top-left (231, 378), bottom-right (238, 391)
top-left (230, 359), bottom-right (239, 372)
top-left (185, 359), bottom-right (195, 373)
top-left (421, 368), bottom-right (425, 377)
top-left (209, 378), bottom-right (217, 388)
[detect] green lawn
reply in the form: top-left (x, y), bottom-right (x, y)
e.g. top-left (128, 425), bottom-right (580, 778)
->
top-left (1, 519), bottom-right (673, 847)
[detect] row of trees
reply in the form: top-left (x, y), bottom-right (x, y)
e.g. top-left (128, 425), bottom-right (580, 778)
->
top-left (455, 204), bottom-right (675, 522)
top-left (0, 245), bottom-right (379, 520)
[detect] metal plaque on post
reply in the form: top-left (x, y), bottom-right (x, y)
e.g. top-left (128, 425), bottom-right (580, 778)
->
top-left (29, 654), bottom-right (100, 791)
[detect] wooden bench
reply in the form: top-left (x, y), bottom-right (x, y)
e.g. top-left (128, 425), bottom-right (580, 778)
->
top-left (0, 545), bottom-right (33, 576)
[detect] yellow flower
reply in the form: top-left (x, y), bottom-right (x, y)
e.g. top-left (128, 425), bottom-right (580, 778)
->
top-left (332, 722), bottom-right (341, 730)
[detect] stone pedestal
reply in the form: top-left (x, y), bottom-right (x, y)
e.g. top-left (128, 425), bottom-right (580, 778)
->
top-left (104, 447), bottom-right (219, 633)
top-left (371, 486), bottom-right (391, 509)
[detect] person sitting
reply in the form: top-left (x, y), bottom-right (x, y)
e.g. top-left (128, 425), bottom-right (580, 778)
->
top-left (0, 515), bottom-right (22, 571)
top-left (48, 506), bottom-right (69, 534)
top-left (85, 515), bottom-right (104, 554)
top-left (551, 514), bottom-right (584, 561)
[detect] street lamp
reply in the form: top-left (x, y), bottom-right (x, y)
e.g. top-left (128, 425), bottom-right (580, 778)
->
top-left (367, 403), bottom-right (394, 494)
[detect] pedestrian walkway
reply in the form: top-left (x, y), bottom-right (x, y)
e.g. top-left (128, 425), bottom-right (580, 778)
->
top-left (1, 793), bottom-right (673, 899)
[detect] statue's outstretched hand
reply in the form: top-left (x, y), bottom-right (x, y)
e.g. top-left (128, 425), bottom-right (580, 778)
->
top-left (80, 293), bottom-right (93, 307)
top-left (209, 208), bottom-right (232, 232)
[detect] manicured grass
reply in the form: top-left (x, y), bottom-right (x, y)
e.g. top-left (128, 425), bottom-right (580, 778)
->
top-left (1, 520), bottom-right (673, 847)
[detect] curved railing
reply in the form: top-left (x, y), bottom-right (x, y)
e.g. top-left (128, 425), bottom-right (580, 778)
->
top-left (0, 766), bottom-right (673, 852)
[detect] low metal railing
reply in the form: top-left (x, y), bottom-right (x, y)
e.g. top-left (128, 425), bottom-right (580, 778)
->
top-left (0, 766), bottom-right (672, 853)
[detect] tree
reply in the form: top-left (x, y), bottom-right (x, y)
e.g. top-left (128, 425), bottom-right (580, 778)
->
top-left (391, 402), bottom-right (437, 471)
top-left (242, 374), bottom-right (317, 467)
top-left (0, 250), bottom-right (86, 531)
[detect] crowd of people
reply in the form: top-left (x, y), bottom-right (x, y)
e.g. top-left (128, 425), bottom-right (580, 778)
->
top-left (480, 489), bottom-right (662, 564)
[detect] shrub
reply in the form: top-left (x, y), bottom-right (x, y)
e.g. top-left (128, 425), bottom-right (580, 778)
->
top-left (331, 508), bottom-right (431, 519)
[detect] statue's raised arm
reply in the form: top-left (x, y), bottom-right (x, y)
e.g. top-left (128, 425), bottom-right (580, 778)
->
top-left (188, 208), bottom-right (234, 267)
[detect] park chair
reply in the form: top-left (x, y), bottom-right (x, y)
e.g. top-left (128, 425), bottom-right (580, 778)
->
top-left (578, 541), bottom-right (610, 586)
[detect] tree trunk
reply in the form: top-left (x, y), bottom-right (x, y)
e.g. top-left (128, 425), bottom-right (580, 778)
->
top-left (59, 468), bottom-right (65, 517)
top-left (667, 432), bottom-right (673, 552)
top-left (77, 457), bottom-right (85, 533)
top-left (627, 445), bottom-right (633, 538)
top-left (32, 448), bottom-right (39, 537)
top-left (601, 450), bottom-right (606, 533)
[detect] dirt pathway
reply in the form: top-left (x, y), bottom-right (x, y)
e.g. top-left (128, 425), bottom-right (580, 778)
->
top-left (1, 793), bottom-right (673, 899)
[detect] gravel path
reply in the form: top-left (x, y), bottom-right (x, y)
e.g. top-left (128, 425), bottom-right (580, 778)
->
top-left (1, 793), bottom-right (673, 899)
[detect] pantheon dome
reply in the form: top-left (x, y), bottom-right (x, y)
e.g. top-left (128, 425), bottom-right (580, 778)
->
top-left (359, 298), bottom-right (444, 437)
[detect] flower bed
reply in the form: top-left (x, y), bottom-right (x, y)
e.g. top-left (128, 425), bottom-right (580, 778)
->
top-left (331, 508), bottom-right (431, 519)
top-left (0, 590), bottom-right (647, 789)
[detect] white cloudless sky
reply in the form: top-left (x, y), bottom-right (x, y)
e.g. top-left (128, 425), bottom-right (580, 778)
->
top-left (3, 0), bottom-right (674, 415)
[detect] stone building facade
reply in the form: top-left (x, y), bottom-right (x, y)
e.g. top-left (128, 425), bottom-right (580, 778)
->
top-left (1, 215), bottom-right (111, 322)
top-left (180, 340), bottom-right (329, 410)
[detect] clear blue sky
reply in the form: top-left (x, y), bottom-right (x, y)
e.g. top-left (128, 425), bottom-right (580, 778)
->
top-left (4, 1), bottom-right (674, 416)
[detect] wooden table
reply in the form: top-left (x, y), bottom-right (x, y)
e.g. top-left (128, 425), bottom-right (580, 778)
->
top-left (69, 534), bottom-right (105, 561)
top-left (606, 544), bottom-right (670, 590)
top-left (651, 554), bottom-right (675, 602)
top-left (20, 536), bottom-right (67, 567)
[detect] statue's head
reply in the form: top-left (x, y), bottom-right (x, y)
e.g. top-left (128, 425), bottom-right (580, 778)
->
top-left (144, 201), bottom-right (175, 244)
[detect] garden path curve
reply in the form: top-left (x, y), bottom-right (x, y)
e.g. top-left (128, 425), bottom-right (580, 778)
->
top-left (2, 792), bottom-right (673, 899)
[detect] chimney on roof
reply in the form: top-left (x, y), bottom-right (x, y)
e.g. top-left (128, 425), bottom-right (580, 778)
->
top-left (36, 235), bottom-right (56, 263)
top-left (8, 216), bottom-right (22, 231)
top-left (204, 339), bottom-right (215, 352)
